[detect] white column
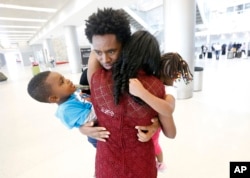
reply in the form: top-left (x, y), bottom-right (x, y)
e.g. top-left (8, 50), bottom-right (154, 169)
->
top-left (43, 39), bottom-right (55, 63)
top-left (163, 0), bottom-right (196, 99)
top-left (64, 26), bottom-right (82, 73)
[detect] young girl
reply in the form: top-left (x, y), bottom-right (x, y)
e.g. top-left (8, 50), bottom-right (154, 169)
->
top-left (129, 52), bottom-right (193, 172)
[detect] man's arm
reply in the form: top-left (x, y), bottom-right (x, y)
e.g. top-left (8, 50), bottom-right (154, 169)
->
top-left (87, 51), bottom-right (101, 88)
top-left (135, 118), bottom-right (160, 142)
top-left (83, 51), bottom-right (109, 140)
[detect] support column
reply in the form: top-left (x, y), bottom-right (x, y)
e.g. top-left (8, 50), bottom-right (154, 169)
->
top-left (43, 39), bottom-right (55, 64)
top-left (163, 0), bottom-right (196, 99)
top-left (64, 26), bottom-right (82, 73)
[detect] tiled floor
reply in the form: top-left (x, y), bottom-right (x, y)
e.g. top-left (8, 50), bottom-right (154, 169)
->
top-left (1, 54), bottom-right (250, 178)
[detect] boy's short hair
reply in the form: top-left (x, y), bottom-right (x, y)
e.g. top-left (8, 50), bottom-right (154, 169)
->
top-left (27, 71), bottom-right (52, 103)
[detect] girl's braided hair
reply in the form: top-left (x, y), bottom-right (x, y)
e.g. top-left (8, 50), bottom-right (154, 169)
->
top-left (160, 52), bottom-right (193, 85)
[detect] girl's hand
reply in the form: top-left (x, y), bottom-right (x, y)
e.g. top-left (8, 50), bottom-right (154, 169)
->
top-left (129, 78), bottom-right (145, 97)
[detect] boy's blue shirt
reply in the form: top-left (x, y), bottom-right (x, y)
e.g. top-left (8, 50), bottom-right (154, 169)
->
top-left (55, 94), bottom-right (92, 129)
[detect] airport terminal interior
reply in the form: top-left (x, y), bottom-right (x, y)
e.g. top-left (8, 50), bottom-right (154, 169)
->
top-left (1, 0), bottom-right (250, 178)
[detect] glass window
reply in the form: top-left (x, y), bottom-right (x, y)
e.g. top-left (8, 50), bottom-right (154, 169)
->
top-left (235, 4), bottom-right (243, 11)
top-left (245, 3), bottom-right (250, 9)
top-left (227, 6), bottom-right (234, 13)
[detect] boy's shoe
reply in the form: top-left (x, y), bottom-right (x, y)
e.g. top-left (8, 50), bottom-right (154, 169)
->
top-left (156, 161), bottom-right (166, 172)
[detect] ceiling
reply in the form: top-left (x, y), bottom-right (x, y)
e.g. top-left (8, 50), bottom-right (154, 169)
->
top-left (1, 0), bottom-right (249, 49)
top-left (0, 0), bottom-right (136, 49)
top-left (0, 0), bottom-right (69, 48)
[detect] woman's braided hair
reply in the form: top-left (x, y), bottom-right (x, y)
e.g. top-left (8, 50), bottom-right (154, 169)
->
top-left (112, 30), bottom-right (161, 105)
top-left (160, 52), bottom-right (193, 85)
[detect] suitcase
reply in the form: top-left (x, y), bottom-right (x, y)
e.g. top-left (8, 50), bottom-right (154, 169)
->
top-left (199, 54), bottom-right (203, 59)
top-left (0, 72), bottom-right (7, 81)
top-left (227, 51), bottom-right (234, 59)
top-left (207, 52), bottom-right (212, 59)
top-left (236, 51), bottom-right (242, 58)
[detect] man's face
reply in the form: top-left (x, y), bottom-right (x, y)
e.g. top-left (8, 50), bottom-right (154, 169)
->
top-left (92, 34), bottom-right (122, 70)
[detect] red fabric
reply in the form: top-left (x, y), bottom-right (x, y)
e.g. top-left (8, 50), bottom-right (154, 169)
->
top-left (91, 69), bottom-right (165, 178)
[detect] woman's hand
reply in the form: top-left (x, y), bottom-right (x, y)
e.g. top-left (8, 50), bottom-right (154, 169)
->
top-left (79, 121), bottom-right (110, 142)
top-left (135, 118), bottom-right (160, 142)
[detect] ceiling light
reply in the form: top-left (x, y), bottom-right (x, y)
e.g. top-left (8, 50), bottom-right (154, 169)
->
top-left (0, 30), bottom-right (36, 33)
top-left (0, 17), bottom-right (47, 22)
top-left (7, 39), bottom-right (28, 41)
top-left (0, 25), bottom-right (40, 29)
top-left (0, 34), bottom-right (32, 37)
top-left (0, 3), bottom-right (57, 13)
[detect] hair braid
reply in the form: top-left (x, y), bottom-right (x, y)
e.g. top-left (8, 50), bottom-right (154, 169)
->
top-left (112, 30), bottom-right (161, 105)
top-left (161, 52), bottom-right (193, 85)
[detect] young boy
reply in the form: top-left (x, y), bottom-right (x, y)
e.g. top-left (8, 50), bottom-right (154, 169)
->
top-left (129, 52), bottom-right (193, 172)
top-left (27, 71), bottom-right (97, 147)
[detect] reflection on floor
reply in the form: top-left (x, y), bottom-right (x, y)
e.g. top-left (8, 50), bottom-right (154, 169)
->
top-left (0, 55), bottom-right (250, 178)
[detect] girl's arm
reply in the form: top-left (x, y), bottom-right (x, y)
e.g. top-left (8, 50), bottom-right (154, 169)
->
top-left (129, 78), bottom-right (175, 116)
top-left (158, 113), bottom-right (176, 138)
top-left (129, 78), bottom-right (176, 138)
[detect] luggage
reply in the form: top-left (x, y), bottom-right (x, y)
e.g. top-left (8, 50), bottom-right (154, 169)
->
top-left (207, 52), bottom-right (212, 59)
top-left (227, 51), bottom-right (234, 59)
top-left (236, 51), bottom-right (242, 58)
top-left (199, 54), bottom-right (203, 59)
top-left (0, 72), bottom-right (8, 81)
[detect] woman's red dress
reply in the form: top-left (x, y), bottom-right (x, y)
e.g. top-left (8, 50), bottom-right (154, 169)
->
top-left (91, 69), bottom-right (165, 178)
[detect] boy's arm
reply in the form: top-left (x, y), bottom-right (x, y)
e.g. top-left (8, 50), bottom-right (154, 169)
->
top-left (79, 122), bottom-right (110, 142)
top-left (129, 78), bottom-right (176, 138)
top-left (87, 51), bottom-right (101, 88)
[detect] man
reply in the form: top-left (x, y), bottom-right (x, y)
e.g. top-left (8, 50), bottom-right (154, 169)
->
top-left (79, 8), bottom-right (159, 142)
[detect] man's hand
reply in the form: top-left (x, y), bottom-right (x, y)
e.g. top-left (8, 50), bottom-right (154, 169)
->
top-left (135, 118), bottom-right (160, 142)
top-left (79, 121), bottom-right (110, 142)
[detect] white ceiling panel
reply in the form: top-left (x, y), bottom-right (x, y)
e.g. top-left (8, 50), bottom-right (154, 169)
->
top-left (0, 0), bottom-right (69, 46)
